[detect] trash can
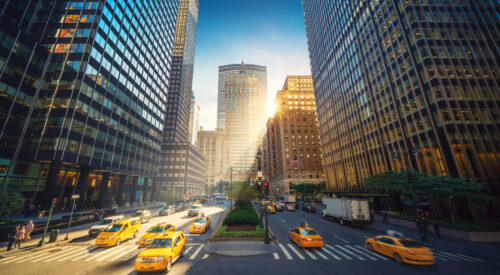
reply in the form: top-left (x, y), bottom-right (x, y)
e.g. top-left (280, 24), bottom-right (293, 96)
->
top-left (49, 229), bottom-right (59, 243)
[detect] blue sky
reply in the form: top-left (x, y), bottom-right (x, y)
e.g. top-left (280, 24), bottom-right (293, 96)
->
top-left (192, 0), bottom-right (311, 130)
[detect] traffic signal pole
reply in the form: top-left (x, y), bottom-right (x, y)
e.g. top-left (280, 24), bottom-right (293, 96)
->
top-left (38, 199), bottom-right (57, 247)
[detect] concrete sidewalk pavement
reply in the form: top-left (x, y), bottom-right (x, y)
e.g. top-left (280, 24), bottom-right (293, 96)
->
top-left (206, 240), bottom-right (277, 257)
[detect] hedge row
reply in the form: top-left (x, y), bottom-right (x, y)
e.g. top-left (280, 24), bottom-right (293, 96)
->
top-left (214, 225), bottom-right (265, 238)
top-left (222, 205), bottom-right (259, 226)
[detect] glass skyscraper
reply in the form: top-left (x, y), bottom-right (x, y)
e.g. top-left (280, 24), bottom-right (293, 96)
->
top-left (303, 0), bottom-right (499, 216)
top-left (0, 0), bottom-right (178, 210)
top-left (217, 62), bottom-right (267, 130)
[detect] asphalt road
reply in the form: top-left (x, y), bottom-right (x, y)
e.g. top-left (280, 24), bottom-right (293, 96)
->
top-left (1, 200), bottom-right (499, 275)
top-left (0, 200), bottom-right (230, 275)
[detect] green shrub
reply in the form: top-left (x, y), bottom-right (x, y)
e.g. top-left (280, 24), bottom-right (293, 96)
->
top-left (214, 225), bottom-right (265, 238)
top-left (222, 206), bottom-right (259, 226)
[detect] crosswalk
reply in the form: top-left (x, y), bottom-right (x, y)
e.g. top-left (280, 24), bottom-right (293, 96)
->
top-left (273, 243), bottom-right (484, 263)
top-left (0, 243), bottom-right (484, 265)
top-left (0, 243), bottom-right (204, 264)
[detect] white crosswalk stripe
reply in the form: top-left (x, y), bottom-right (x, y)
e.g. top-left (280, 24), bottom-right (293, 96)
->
top-left (189, 244), bottom-right (204, 260)
top-left (110, 247), bottom-right (140, 262)
top-left (7, 252), bottom-right (49, 264)
top-left (302, 249), bottom-right (318, 260)
top-left (440, 252), bottom-right (474, 262)
top-left (456, 253), bottom-right (484, 263)
top-left (287, 244), bottom-right (305, 260)
top-left (97, 246), bottom-right (132, 261)
top-left (325, 244), bottom-right (353, 260)
top-left (434, 252), bottom-right (460, 262)
top-left (346, 245), bottom-right (377, 261)
top-left (313, 249), bottom-right (328, 260)
top-left (432, 254), bottom-right (448, 261)
top-left (184, 246), bottom-right (194, 255)
top-left (202, 253), bottom-right (209, 259)
top-left (273, 253), bottom-right (279, 260)
top-left (319, 246), bottom-right (341, 260)
top-left (58, 247), bottom-right (99, 262)
top-left (31, 248), bottom-right (72, 263)
top-left (354, 245), bottom-right (388, 261)
top-left (72, 248), bottom-right (105, 261)
top-left (278, 244), bottom-right (293, 260)
top-left (335, 245), bottom-right (364, 260)
top-left (84, 247), bottom-right (121, 261)
top-left (45, 247), bottom-right (87, 262)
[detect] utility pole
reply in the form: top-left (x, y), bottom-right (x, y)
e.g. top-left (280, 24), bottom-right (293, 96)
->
top-left (65, 194), bottom-right (79, 240)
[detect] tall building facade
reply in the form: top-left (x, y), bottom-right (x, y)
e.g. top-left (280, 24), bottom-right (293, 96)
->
top-left (216, 62), bottom-right (267, 130)
top-left (303, 1), bottom-right (500, 216)
top-left (266, 76), bottom-right (325, 197)
top-left (224, 63), bottom-right (267, 181)
top-left (188, 94), bottom-right (200, 145)
top-left (0, 0), bottom-right (178, 209)
top-left (158, 0), bottom-right (204, 199)
top-left (196, 128), bottom-right (226, 189)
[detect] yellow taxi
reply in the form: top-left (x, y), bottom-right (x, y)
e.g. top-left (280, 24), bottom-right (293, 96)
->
top-left (365, 233), bottom-right (434, 265)
top-left (138, 221), bottom-right (176, 248)
top-left (253, 199), bottom-right (259, 204)
top-left (260, 200), bottom-right (269, 206)
top-left (95, 217), bottom-right (140, 247)
top-left (266, 205), bottom-right (276, 214)
top-left (189, 217), bottom-right (211, 233)
top-left (289, 226), bottom-right (324, 248)
top-left (135, 231), bottom-right (186, 273)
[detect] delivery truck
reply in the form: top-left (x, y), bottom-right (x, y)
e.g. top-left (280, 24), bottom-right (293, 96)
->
top-left (284, 194), bottom-right (296, 203)
top-left (321, 197), bottom-right (371, 225)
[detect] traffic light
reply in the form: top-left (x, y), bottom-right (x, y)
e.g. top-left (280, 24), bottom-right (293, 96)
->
top-left (264, 182), bottom-right (269, 195)
top-left (51, 198), bottom-right (58, 208)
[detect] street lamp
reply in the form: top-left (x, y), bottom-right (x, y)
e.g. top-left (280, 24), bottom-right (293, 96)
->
top-left (229, 167), bottom-right (233, 210)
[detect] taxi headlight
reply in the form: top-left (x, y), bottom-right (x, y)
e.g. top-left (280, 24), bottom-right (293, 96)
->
top-left (141, 238), bottom-right (152, 242)
top-left (157, 256), bottom-right (165, 261)
top-left (135, 257), bottom-right (143, 263)
top-left (107, 235), bottom-right (116, 239)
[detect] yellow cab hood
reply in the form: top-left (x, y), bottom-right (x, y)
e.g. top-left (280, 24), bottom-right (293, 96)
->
top-left (191, 223), bottom-right (205, 227)
top-left (98, 231), bottom-right (118, 238)
top-left (139, 248), bottom-right (172, 258)
top-left (141, 232), bottom-right (160, 239)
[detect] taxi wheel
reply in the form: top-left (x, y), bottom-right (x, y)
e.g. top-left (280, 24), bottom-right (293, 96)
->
top-left (367, 243), bottom-right (374, 252)
top-left (394, 253), bottom-right (403, 264)
top-left (181, 246), bottom-right (185, 257)
top-left (166, 258), bottom-right (172, 272)
top-left (115, 238), bottom-right (121, 246)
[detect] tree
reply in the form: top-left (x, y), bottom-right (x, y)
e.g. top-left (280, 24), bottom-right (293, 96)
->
top-left (156, 190), bottom-right (175, 203)
top-left (234, 183), bottom-right (258, 207)
top-left (0, 192), bottom-right (25, 218)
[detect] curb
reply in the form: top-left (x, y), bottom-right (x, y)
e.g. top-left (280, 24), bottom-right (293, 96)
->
top-left (207, 204), bottom-right (231, 241)
top-left (252, 203), bottom-right (278, 244)
top-left (206, 248), bottom-right (276, 257)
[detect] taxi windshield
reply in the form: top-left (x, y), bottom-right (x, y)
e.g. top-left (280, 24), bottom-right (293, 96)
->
top-left (131, 212), bottom-right (142, 217)
top-left (97, 219), bottom-right (113, 225)
top-left (399, 240), bottom-right (423, 248)
top-left (300, 229), bottom-right (318, 235)
top-left (190, 205), bottom-right (199, 209)
top-left (104, 224), bottom-right (122, 232)
top-left (147, 226), bottom-right (164, 233)
top-left (148, 238), bottom-right (172, 248)
top-left (194, 218), bottom-right (206, 223)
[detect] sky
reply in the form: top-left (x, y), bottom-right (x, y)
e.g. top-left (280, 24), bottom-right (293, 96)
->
top-left (192, 0), bottom-right (311, 130)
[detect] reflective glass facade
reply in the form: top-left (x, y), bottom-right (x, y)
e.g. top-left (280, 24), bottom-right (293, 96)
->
top-left (0, 0), bottom-right (178, 209)
top-left (303, 0), bottom-right (500, 205)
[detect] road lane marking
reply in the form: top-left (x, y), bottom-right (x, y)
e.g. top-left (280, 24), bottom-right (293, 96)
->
top-left (45, 247), bottom-right (87, 262)
top-left (189, 244), bottom-right (204, 259)
top-left (456, 253), bottom-right (484, 263)
top-left (281, 218), bottom-right (286, 223)
top-left (335, 245), bottom-right (364, 260)
top-left (346, 245), bottom-right (377, 260)
top-left (313, 249), bottom-right (328, 260)
top-left (286, 244), bottom-right (305, 260)
top-left (432, 254), bottom-right (448, 261)
top-left (302, 249), bottom-right (318, 259)
top-left (85, 246), bottom-right (124, 261)
top-left (325, 245), bottom-right (352, 260)
top-left (441, 252), bottom-right (473, 262)
top-left (6, 252), bottom-right (49, 264)
top-left (202, 253), bottom-right (209, 259)
top-left (58, 247), bottom-right (98, 261)
top-left (355, 245), bottom-right (388, 260)
top-left (121, 250), bottom-right (141, 262)
top-left (334, 235), bottom-right (349, 243)
top-left (72, 248), bottom-right (104, 261)
top-left (434, 252), bottom-right (459, 262)
top-left (184, 246), bottom-right (194, 254)
top-left (273, 253), bottom-right (279, 260)
top-left (97, 246), bottom-right (131, 261)
top-left (30, 248), bottom-right (73, 263)
top-left (278, 244), bottom-right (293, 259)
top-left (110, 248), bottom-right (141, 262)
top-left (319, 247), bottom-right (341, 260)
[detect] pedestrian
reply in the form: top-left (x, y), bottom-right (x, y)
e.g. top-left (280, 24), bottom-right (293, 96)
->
top-left (14, 226), bottom-right (24, 248)
top-left (382, 211), bottom-right (388, 224)
top-left (7, 226), bottom-right (18, 251)
top-left (433, 220), bottom-right (441, 239)
top-left (25, 220), bottom-right (34, 241)
top-left (99, 209), bottom-right (104, 221)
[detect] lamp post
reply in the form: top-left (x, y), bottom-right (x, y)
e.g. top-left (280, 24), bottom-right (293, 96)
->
top-left (264, 205), bottom-right (270, 244)
top-left (229, 167), bottom-right (233, 210)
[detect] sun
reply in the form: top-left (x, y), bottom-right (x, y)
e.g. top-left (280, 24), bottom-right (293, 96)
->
top-left (268, 102), bottom-right (277, 117)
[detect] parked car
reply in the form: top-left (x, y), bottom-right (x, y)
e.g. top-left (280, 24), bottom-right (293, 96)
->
top-left (88, 215), bottom-right (125, 237)
top-left (302, 204), bottom-right (316, 213)
top-left (159, 206), bottom-right (176, 216)
top-left (132, 209), bottom-right (152, 223)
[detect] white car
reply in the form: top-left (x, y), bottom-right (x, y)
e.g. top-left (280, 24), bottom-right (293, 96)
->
top-left (286, 204), bottom-right (295, 211)
top-left (88, 215), bottom-right (125, 237)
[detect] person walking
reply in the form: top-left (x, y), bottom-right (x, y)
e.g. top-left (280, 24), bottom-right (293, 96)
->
top-left (433, 220), bottom-right (441, 239)
top-left (14, 226), bottom-right (24, 248)
top-left (25, 220), bottom-right (34, 241)
top-left (7, 226), bottom-right (18, 251)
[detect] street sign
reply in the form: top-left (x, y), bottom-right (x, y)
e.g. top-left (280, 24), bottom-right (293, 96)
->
top-left (71, 194), bottom-right (80, 199)
top-left (257, 171), bottom-right (263, 177)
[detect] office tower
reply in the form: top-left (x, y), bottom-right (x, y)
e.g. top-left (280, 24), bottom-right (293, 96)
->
top-left (217, 62), bottom-right (267, 130)
top-left (0, 0), bottom-right (178, 209)
top-left (197, 128), bottom-right (226, 189)
top-left (188, 94), bottom-right (200, 145)
top-left (158, 0), bottom-right (204, 199)
top-left (224, 63), bottom-right (268, 181)
top-left (266, 76), bottom-right (325, 197)
top-left (302, 1), bottom-right (500, 206)
top-left (163, 0), bottom-right (198, 142)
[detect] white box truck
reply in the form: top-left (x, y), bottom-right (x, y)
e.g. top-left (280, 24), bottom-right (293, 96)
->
top-left (321, 197), bottom-right (371, 225)
top-left (284, 194), bottom-right (296, 203)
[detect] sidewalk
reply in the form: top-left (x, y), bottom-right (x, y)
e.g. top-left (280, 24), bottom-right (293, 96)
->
top-left (205, 240), bottom-right (276, 256)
